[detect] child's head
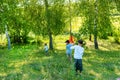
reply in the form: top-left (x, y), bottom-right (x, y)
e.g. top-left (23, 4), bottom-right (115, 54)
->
top-left (65, 40), bottom-right (70, 44)
top-left (45, 43), bottom-right (47, 46)
top-left (78, 40), bottom-right (83, 45)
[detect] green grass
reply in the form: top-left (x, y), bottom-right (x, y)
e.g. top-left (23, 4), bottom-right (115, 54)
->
top-left (0, 43), bottom-right (120, 80)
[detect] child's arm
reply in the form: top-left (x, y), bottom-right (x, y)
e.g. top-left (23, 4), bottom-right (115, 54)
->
top-left (70, 45), bottom-right (76, 49)
top-left (81, 48), bottom-right (84, 56)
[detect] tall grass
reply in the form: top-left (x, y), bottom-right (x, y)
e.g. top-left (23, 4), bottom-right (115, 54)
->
top-left (0, 42), bottom-right (120, 80)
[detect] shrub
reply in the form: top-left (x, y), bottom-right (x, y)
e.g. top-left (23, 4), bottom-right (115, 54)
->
top-left (113, 29), bottom-right (120, 44)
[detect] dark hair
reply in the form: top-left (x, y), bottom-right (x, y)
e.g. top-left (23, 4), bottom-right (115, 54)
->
top-left (65, 40), bottom-right (70, 43)
top-left (78, 40), bottom-right (83, 44)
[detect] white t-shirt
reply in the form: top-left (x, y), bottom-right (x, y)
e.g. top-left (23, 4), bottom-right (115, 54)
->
top-left (44, 45), bottom-right (48, 51)
top-left (70, 45), bottom-right (84, 59)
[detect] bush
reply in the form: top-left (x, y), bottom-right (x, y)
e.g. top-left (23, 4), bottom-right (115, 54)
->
top-left (113, 29), bottom-right (120, 44)
top-left (0, 43), bottom-right (6, 49)
top-left (114, 36), bottom-right (120, 44)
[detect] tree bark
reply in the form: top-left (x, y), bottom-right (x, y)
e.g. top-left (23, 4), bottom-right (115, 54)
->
top-left (44, 0), bottom-right (53, 50)
top-left (94, 0), bottom-right (98, 49)
top-left (5, 25), bottom-right (11, 50)
top-left (49, 32), bottom-right (53, 50)
top-left (89, 34), bottom-right (92, 41)
top-left (69, 0), bottom-right (72, 36)
top-left (94, 32), bottom-right (98, 49)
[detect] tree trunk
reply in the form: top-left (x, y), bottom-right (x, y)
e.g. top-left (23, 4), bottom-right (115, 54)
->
top-left (44, 0), bottom-right (53, 50)
top-left (5, 25), bottom-right (11, 50)
top-left (89, 33), bottom-right (92, 41)
top-left (94, 32), bottom-right (98, 49)
top-left (49, 32), bottom-right (53, 50)
top-left (69, 0), bottom-right (72, 36)
top-left (94, 19), bottom-right (98, 49)
top-left (94, 0), bottom-right (98, 49)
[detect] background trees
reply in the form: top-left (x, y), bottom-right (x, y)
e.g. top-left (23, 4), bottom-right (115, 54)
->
top-left (0, 0), bottom-right (120, 49)
top-left (74, 0), bottom-right (119, 49)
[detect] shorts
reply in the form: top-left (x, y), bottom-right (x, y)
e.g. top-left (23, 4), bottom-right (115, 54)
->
top-left (74, 59), bottom-right (83, 72)
top-left (66, 53), bottom-right (72, 57)
top-left (45, 50), bottom-right (48, 53)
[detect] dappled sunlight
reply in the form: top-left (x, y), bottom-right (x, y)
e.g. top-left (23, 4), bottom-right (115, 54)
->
top-left (54, 35), bottom-right (69, 50)
top-left (83, 61), bottom-right (92, 67)
top-left (0, 34), bottom-right (6, 45)
top-left (9, 61), bottom-right (27, 68)
top-left (83, 49), bottom-right (120, 79)
top-left (89, 70), bottom-right (101, 78)
top-left (22, 74), bottom-right (29, 80)
top-left (11, 68), bottom-right (22, 74)
top-left (56, 46), bottom-right (65, 50)
top-left (86, 41), bottom-right (95, 49)
top-left (0, 44), bottom-right (120, 80)
top-left (72, 17), bottom-right (82, 33)
top-left (0, 0), bottom-right (120, 79)
top-left (41, 56), bottom-right (53, 61)
top-left (86, 40), bottom-right (120, 51)
top-left (0, 73), bottom-right (7, 77)
top-left (115, 66), bottom-right (120, 75)
top-left (99, 45), bottom-right (120, 51)
top-left (98, 40), bottom-right (120, 51)
top-left (41, 66), bottom-right (47, 75)
top-left (85, 49), bottom-right (94, 54)
top-left (99, 46), bottom-right (110, 51)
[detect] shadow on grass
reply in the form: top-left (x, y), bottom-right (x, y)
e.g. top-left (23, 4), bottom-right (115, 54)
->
top-left (99, 41), bottom-right (120, 50)
top-left (0, 45), bottom-right (120, 80)
top-left (83, 49), bottom-right (120, 80)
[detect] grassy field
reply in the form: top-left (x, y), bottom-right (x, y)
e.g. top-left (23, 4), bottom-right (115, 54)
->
top-left (0, 39), bottom-right (120, 80)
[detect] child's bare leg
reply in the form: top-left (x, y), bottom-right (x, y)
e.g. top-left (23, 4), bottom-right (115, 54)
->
top-left (69, 55), bottom-right (72, 63)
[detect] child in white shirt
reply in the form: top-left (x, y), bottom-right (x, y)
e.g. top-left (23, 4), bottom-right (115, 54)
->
top-left (70, 40), bottom-right (84, 75)
top-left (44, 43), bottom-right (49, 55)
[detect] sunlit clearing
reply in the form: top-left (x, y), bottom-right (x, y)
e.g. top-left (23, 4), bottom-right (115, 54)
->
top-left (22, 74), bottom-right (29, 80)
top-left (56, 46), bottom-right (65, 50)
top-left (41, 56), bottom-right (53, 60)
top-left (99, 46), bottom-right (109, 51)
top-left (12, 69), bottom-right (22, 73)
top-left (0, 73), bottom-right (7, 76)
top-left (9, 61), bottom-right (27, 68)
top-left (115, 66), bottom-right (120, 75)
top-left (41, 66), bottom-right (47, 76)
top-left (89, 70), bottom-right (101, 78)
top-left (72, 17), bottom-right (82, 33)
top-left (0, 34), bottom-right (7, 45)
top-left (83, 61), bottom-right (92, 67)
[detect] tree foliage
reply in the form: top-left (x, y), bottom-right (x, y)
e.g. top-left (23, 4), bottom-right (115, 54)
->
top-left (0, 0), bottom-right (119, 49)
top-left (74, 0), bottom-right (120, 49)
